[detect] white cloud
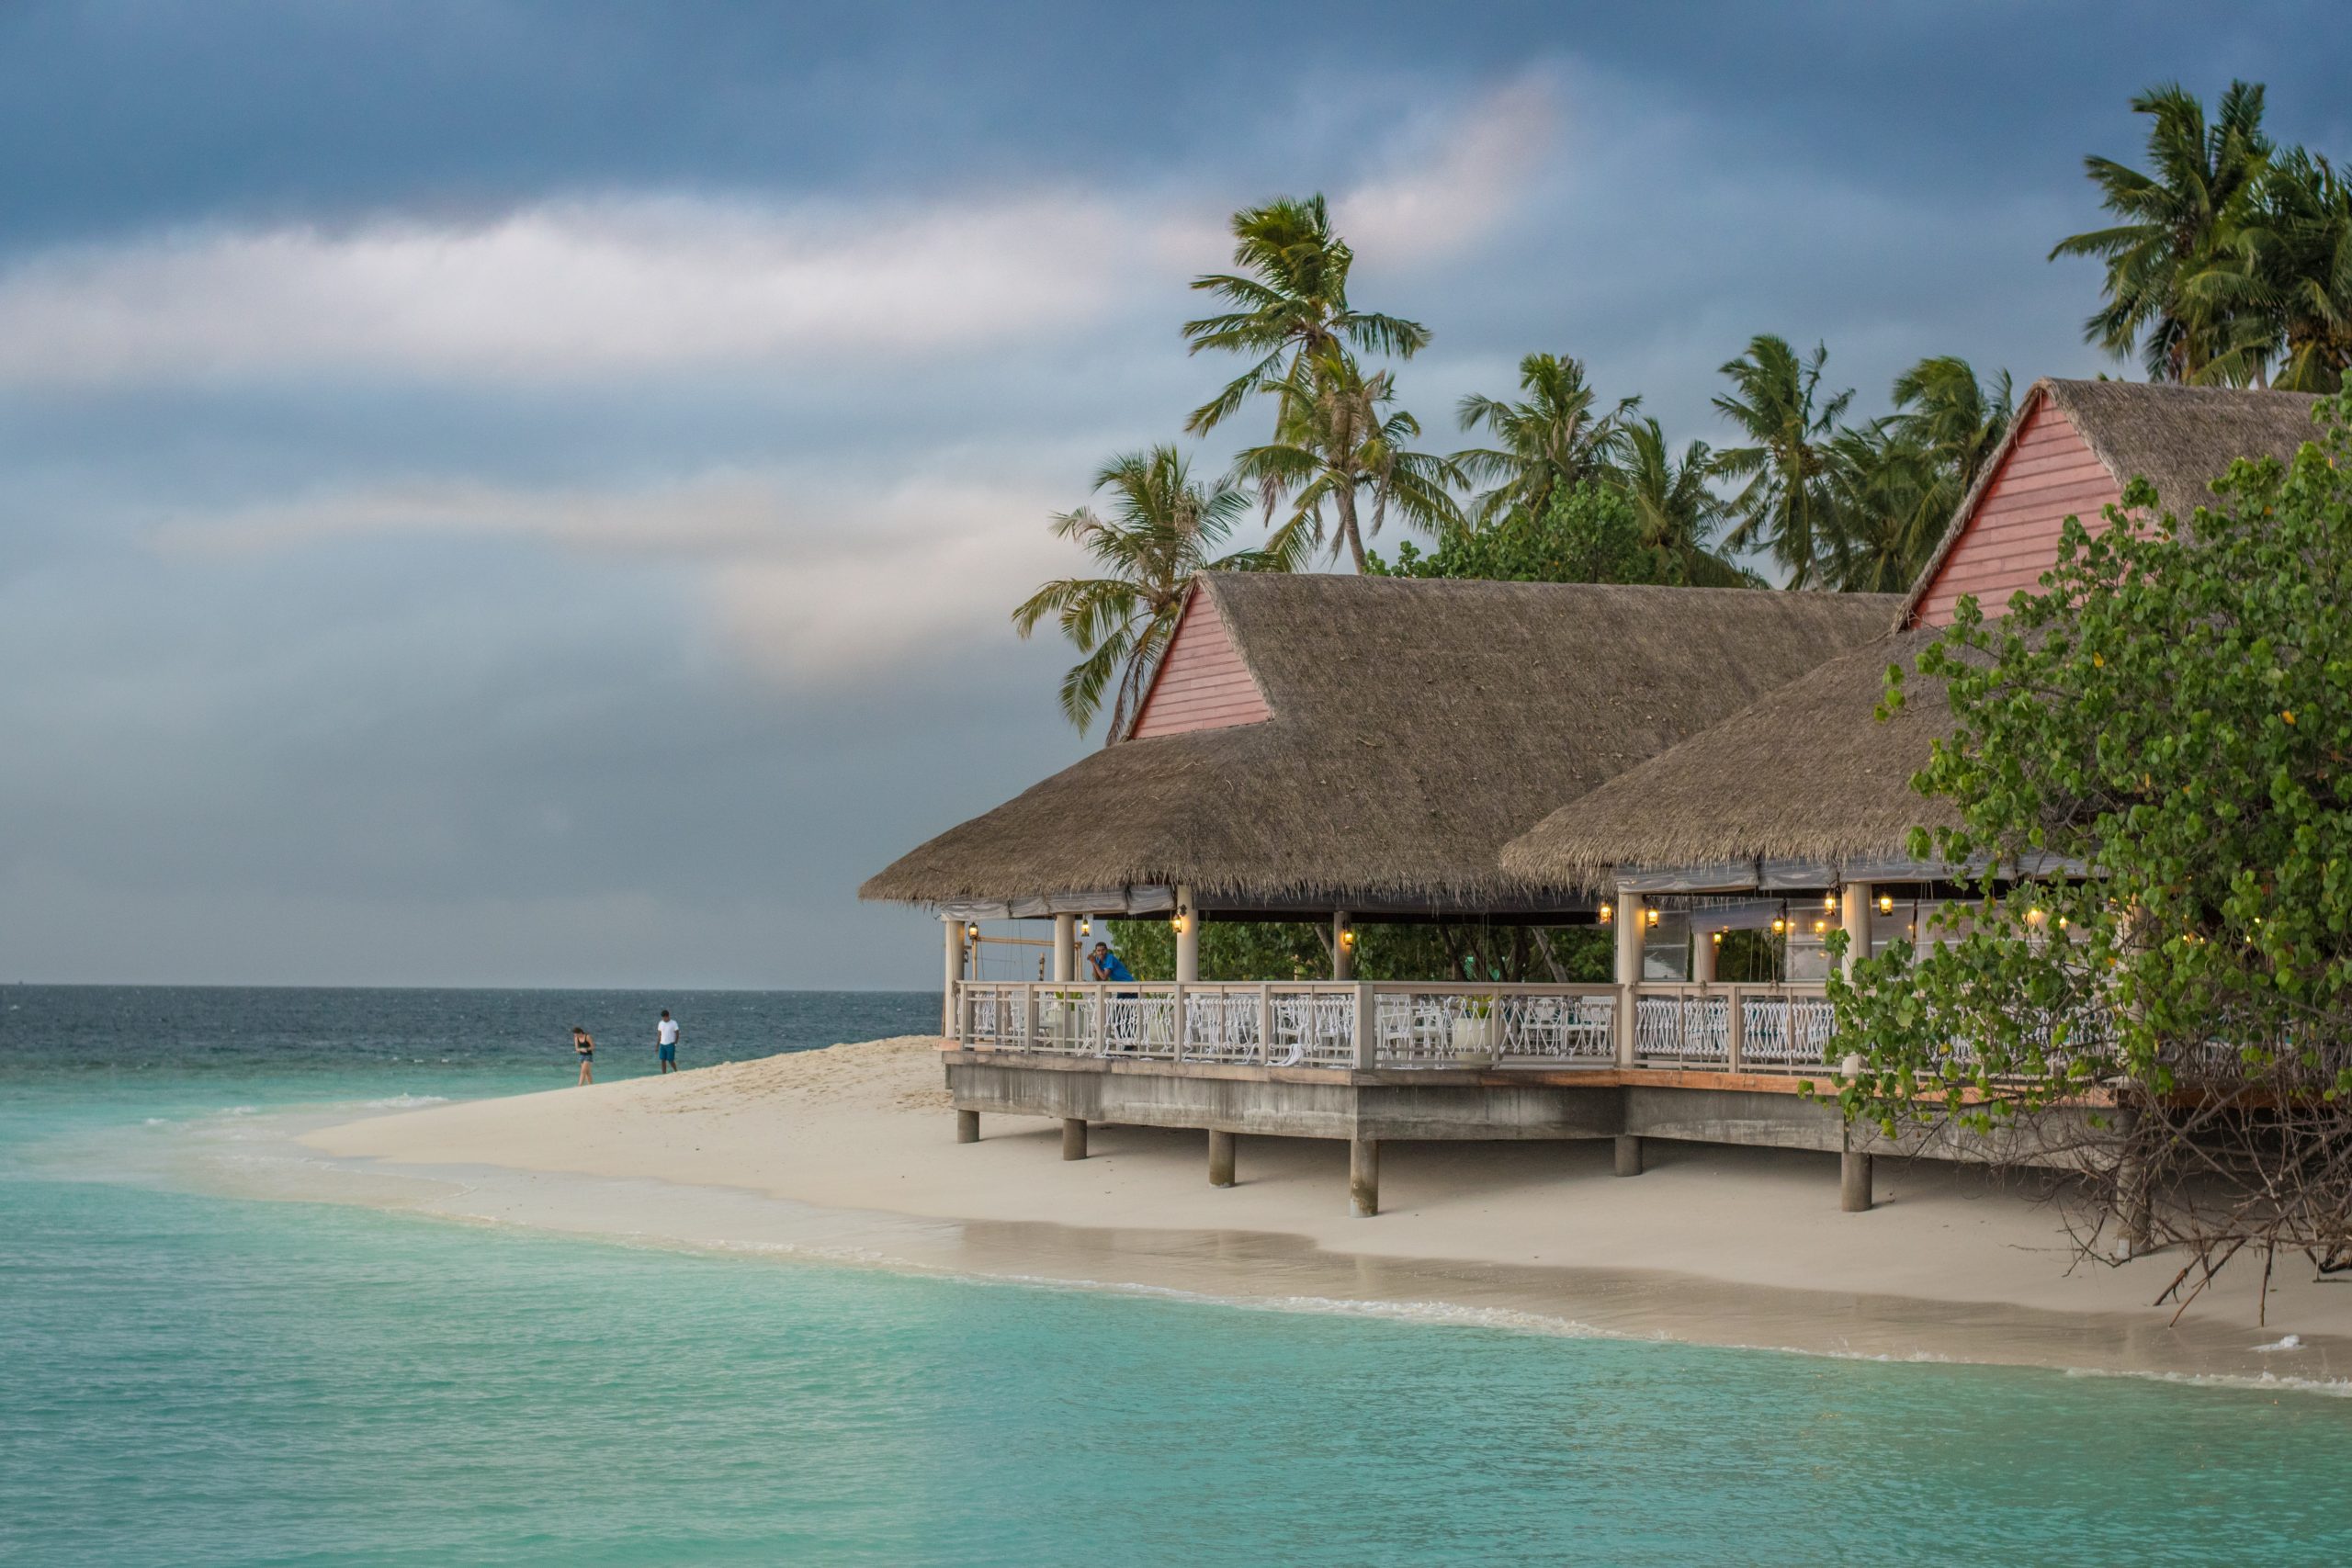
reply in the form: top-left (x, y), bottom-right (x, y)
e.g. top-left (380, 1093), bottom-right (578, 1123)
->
top-left (0, 77), bottom-right (1562, 389)
top-left (0, 192), bottom-right (1219, 386)
top-left (1334, 72), bottom-right (1563, 268)
top-left (150, 466), bottom-right (1076, 684)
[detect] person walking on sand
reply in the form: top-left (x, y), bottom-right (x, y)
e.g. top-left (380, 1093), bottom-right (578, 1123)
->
top-left (655, 1010), bottom-right (681, 1074)
top-left (572, 1025), bottom-right (594, 1086)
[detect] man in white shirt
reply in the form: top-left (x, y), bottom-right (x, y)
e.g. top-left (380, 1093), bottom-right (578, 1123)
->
top-left (656, 1010), bottom-right (682, 1073)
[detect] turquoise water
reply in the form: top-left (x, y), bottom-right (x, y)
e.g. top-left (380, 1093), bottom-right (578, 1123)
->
top-left (4, 987), bottom-right (2348, 1565)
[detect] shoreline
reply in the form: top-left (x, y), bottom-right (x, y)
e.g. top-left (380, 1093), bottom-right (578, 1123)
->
top-left (276, 1037), bottom-right (2352, 1387)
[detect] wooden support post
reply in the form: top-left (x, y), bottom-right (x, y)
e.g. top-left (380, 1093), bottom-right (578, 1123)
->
top-left (1209, 1129), bottom-right (1236, 1188)
top-left (1062, 1118), bottom-right (1088, 1161)
top-left (943, 916), bottom-right (964, 1038)
top-left (1170, 981), bottom-right (1187, 1064)
top-left (1352, 982), bottom-right (1376, 1069)
top-left (1173, 886), bottom-right (1200, 983)
top-left (1693, 927), bottom-right (1718, 985)
top-left (1331, 911), bottom-right (1353, 980)
top-left (1840, 1150), bottom-right (1873, 1212)
top-left (1052, 913), bottom-right (1076, 983)
top-left (1255, 984), bottom-right (1273, 1067)
top-left (1841, 882), bottom-right (1872, 978)
top-left (1350, 1135), bottom-right (1380, 1217)
top-left (1613, 892), bottom-right (1644, 1066)
top-left (1725, 986), bottom-right (1746, 1070)
top-left (1613, 1134), bottom-right (1644, 1177)
top-left (956, 1109), bottom-right (979, 1144)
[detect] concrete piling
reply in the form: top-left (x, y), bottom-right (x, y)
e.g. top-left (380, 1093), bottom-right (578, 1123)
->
top-left (955, 1109), bottom-right (979, 1144)
top-left (1840, 1151), bottom-right (1873, 1212)
top-left (1349, 1135), bottom-right (1380, 1217)
top-left (1061, 1118), bottom-right (1088, 1161)
top-left (1208, 1129), bottom-right (1236, 1187)
top-left (1612, 1134), bottom-right (1644, 1177)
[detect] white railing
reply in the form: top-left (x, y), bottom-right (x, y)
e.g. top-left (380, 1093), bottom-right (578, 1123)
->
top-left (956, 980), bottom-right (2130, 1079)
top-left (950, 980), bottom-right (1812, 1072)
top-left (1629, 984), bottom-right (1838, 1069)
top-left (952, 980), bottom-right (1625, 1069)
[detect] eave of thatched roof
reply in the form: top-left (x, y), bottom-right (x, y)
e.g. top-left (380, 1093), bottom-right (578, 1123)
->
top-left (863, 572), bottom-right (1899, 911)
top-left (1898, 378), bottom-right (2324, 629)
top-left (1500, 628), bottom-right (1957, 889)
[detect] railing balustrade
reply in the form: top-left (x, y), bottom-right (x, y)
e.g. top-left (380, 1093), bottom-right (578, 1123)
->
top-left (956, 979), bottom-right (2132, 1083)
top-left (948, 980), bottom-right (1837, 1072)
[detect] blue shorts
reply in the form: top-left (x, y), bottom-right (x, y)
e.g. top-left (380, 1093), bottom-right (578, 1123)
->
top-left (659, 1044), bottom-right (675, 1063)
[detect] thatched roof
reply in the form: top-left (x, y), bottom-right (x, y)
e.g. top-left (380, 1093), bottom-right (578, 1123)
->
top-left (1900, 378), bottom-right (2325, 628)
top-left (1501, 630), bottom-right (1956, 889)
top-left (864, 572), bottom-right (1897, 911)
top-left (1517, 379), bottom-right (2329, 890)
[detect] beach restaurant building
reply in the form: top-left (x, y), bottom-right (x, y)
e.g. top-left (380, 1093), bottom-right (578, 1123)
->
top-left (864, 380), bottom-right (2324, 1216)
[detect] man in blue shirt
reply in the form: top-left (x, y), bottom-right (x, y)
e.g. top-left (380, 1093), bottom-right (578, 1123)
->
top-left (1087, 942), bottom-right (1136, 983)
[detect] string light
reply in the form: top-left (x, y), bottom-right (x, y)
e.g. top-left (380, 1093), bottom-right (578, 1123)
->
top-left (1812, 918), bottom-right (1827, 935)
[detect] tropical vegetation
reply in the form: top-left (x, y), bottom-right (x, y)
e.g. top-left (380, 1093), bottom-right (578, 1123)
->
top-left (1012, 446), bottom-right (1301, 737)
top-left (1018, 76), bottom-right (2341, 743)
top-left (2052, 79), bottom-right (2352, 390)
top-left (1230, 344), bottom-right (1464, 572)
top-left (1826, 398), bottom-right (2352, 1288)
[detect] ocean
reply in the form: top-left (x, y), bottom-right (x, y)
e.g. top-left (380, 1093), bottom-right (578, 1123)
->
top-left (2, 985), bottom-right (2347, 1566)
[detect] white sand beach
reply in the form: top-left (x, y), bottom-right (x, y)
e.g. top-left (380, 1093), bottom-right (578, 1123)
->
top-left (300, 1038), bottom-right (2352, 1384)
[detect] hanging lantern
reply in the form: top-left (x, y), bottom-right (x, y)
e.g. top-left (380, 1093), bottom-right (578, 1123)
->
top-left (1824, 892), bottom-right (1839, 914)
top-left (1598, 901), bottom-right (1614, 925)
top-left (1080, 919), bottom-right (1091, 937)
top-left (1876, 893), bottom-right (1894, 917)
top-left (1770, 916), bottom-right (1786, 935)
top-left (1711, 931), bottom-right (1724, 946)
top-left (1645, 908), bottom-right (1660, 928)
top-left (966, 922), bottom-right (979, 940)
top-left (1170, 912), bottom-right (1190, 935)
top-left (1340, 927), bottom-right (1358, 953)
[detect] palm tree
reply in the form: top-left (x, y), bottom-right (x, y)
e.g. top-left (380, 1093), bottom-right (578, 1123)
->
top-left (2221, 149), bottom-right (2352, 391)
top-left (1453, 354), bottom-right (1640, 527)
top-left (1713, 335), bottom-right (1852, 587)
top-left (1012, 447), bottom-right (1302, 739)
top-left (1814, 359), bottom-right (2012, 594)
top-left (1181, 195), bottom-right (1430, 435)
top-left (1231, 347), bottom-right (1464, 573)
top-left (1818, 425), bottom-right (1947, 593)
top-left (1609, 419), bottom-right (1751, 586)
top-left (2050, 81), bottom-right (2273, 382)
top-left (1886, 355), bottom-right (2013, 496)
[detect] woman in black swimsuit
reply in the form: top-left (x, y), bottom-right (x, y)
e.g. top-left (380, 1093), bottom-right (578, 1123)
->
top-left (572, 1025), bottom-right (594, 1086)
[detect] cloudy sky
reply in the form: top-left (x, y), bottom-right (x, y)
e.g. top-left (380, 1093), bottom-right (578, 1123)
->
top-left (3, 2), bottom-right (2342, 989)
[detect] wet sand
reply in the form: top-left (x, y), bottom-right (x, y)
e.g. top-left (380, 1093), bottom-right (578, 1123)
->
top-left (293, 1037), bottom-right (2352, 1386)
